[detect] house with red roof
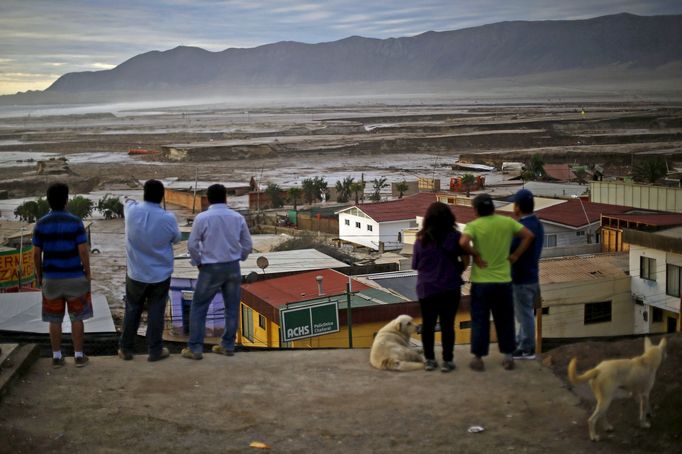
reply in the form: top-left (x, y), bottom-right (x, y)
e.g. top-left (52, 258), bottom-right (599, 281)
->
top-left (336, 192), bottom-right (437, 250)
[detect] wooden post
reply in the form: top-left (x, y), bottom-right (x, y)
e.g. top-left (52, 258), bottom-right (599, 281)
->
top-left (535, 291), bottom-right (543, 355)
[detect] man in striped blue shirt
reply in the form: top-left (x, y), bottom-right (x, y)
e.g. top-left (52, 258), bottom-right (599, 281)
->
top-left (33, 183), bottom-right (92, 368)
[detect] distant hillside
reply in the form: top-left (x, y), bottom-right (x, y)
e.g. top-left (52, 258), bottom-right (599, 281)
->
top-left (3, 12), bottom-right (681, 105)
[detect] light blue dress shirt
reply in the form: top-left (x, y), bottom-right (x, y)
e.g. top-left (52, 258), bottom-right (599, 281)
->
top-left (125, 200), bottom-right (182, 283)
top-left (188, 203), bottom-right (252, 266)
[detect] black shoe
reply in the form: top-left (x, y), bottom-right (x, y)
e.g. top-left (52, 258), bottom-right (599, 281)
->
top-left (424, 359), bottom-right (438, 371)
top-left (148, 347), bottom-right (170, 362)
top-left (118, 349), bottom-right (134, 361)
top-left (75, 355), bottom-right (89, 368)
top-left (52, 357), bottom-right (65, 368)
top-left (512, 349), bottom-right (536, 360)
top-left (441, 361), bottom-right (456, 373)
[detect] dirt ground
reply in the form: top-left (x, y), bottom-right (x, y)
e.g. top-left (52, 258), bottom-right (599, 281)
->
top-left (0, 345), bottom-right (646, 454)
top-left (546, 332), bottom-right (682, 453)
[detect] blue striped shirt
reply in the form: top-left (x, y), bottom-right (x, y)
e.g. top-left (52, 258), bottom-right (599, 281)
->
top-left (32, 210), bottom-right (88, 279)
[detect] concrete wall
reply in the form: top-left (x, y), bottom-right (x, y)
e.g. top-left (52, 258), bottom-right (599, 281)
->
top-left (541, 274), bottom-right (635, 338)
top-left (590, 181), bottom-right (682, 213)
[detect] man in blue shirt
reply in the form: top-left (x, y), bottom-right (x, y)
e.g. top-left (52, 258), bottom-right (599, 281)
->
top-left (33, 182), bottom-right (92, 368)
top-left (182, 184), bottom-right (252, 360)
top-left (511, 189), bottom-right (544, 360)
top-left (119, 180), bottom-right (181, 362)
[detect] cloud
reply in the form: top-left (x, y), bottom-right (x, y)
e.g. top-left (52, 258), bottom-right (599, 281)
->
top-left (1, 0), bottom-right (681, 94)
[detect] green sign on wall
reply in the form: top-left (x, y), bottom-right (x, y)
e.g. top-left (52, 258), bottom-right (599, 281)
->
top-left (280, 300), bottom-right (340, 342)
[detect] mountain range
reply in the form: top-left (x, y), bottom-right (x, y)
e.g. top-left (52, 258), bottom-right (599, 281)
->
top-left (7, 13), bottom-right (682, 102)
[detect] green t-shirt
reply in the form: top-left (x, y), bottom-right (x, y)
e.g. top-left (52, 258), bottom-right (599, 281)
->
top-left (463, 214), bottom-right (524, 283)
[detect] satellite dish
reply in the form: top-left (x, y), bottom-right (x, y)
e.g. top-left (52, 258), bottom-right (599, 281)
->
top-left (256, 256), bottom-right (269, 273)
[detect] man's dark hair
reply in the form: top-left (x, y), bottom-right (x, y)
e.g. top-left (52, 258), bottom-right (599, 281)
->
top-left (207, 184), bottom-right (227, 204)
top-left (473, 193), bottom-right (495, 217)
top-left (46, 182), bottom-right (69, 210)
top-left (143, 179), bottom-right (165, 204)
top-left (517, 197), bottom-right (534, 214)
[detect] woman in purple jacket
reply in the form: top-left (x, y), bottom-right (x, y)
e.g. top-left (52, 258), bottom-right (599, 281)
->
top-left (412, 202), bottom-right (469, 372)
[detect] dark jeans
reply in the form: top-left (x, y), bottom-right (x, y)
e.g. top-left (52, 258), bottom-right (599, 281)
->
top-left (419, 290), bottom-right (460, 362)
top-left (120, 276), bottom-right (171, 358)
top-left (470, 282), bottom-right (516, 357)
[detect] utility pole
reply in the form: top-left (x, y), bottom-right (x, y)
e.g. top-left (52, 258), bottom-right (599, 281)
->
top-left (346, 282), bottom-right (353, 349)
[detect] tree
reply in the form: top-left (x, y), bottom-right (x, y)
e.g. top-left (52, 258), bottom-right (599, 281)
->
top-left (573, 167), bottom-right (588, 185)
top-left (370, 177), bottom-right (388, 201)
top-left (265, 183), bottom-right (284, 208)
top-left (395, 180), bottom-right (409, 199)
top-left (335, 176), bottom-right (354, 203)
top-left (461, 174), bottom-right (476, 197)
top-left (301, 177), bottom-right (327, 204)
top-left (287, 187), bottom-right (302, 210)
top-left (529, 153), bottom-right (545, 179)
top-left (67, 196), bottom-right (94, 219)
top-left (14, 198), bottom-right (49, 223)
top-left (350, 181), bottom-right (365, 205)
top-left (97, 195), bottom-right (124, 219)
top-left (632, 157), bottom-right (667, 184)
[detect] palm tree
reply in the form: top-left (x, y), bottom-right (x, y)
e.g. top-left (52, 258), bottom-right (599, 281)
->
top-left (335, 176), bottom-right (355, 203)
top-left (461, 174), bottom-right (476, 197)
top-left (370, 177), bottom-right (388, 201)
top-left (350, 181), bottom-right (365, 205)
top-left (287, 187), bottom-right (302, 210)
top-left (395, 180), bottom-right (409, 199)
top-left (529, 153), bottom-right (546, 179)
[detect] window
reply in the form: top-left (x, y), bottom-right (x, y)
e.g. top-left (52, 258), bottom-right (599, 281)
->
top-left (544, 234), bottom-right (557, 248)
top-left (584, 301), bottom-right (612, 325)
top-left (344, 219), bottom-right (350, 226)
top-left (241, 305), bottom-right (254, 341)
top-left (355, 221), bottom-right (361, 229)
top-left (367, 225), bottom-right (373, 232)
top-left (258, 314), bottom-right (266, 330)
top-left (447, 198), bottom-right (455, 204)
top-left (652, 307), bottom-right (663, 323)
top-left (640, 256), bottom-right (656, 281)
top-left (459, 320), bottom-right (472, 329)
top-left (666, 264), bottom-right (681, 297)
top-left (541, 307), bottom-right (550, 315)
top-left (576, 230), bottom-right (585, 236)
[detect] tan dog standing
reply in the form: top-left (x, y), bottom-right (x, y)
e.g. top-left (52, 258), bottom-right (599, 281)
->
top-left (567, 337), bottom-right (667, 441)
top-left (370, 315), bottom-right (424, 371)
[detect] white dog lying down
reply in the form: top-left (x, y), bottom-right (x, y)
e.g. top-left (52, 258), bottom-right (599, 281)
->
top-left (370, 314), bottom-right (424, 371)
top-left (567, 336), bottom-right (668, 442)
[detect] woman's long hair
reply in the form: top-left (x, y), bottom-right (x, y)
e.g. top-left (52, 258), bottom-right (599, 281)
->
top-left (416, 202), bottom-right (457, 247)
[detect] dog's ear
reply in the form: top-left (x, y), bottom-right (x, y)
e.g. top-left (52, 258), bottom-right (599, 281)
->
top-left (659, 337), bottom-right (667, 350)
top-left (644, 336), bottom-right (652, 350)
top-left (394, 319), bottom-right (403, 332)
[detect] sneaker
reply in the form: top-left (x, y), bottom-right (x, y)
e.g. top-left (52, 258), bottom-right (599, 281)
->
top-left (211, 345), bottom-right (235, 356)
top-left (512, 349), bottom-right (536, 360)
top-left (424, 359), bottom-right (438, 371)
top-left (75, 355), bottom-right (89, 368)
top-left (469, 356), bottom-right (485, 372)
top-left (181, 348), bottom-right (203, 360)
top-left (52, 357), bottom-right (65, 368)
top-left (148, 347), bottom-right (170, 362)
top-left (441, 361), bottom-right (456, 373)
top-left (502, 357), bottom-right (515, 370)
top-left (118, 349), bottom-right (133, 361)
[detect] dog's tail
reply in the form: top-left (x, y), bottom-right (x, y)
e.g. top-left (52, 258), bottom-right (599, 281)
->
top-left (567, 357), bottom-right (600, 384)
top-left (381, 358), bottom-right (423, 371)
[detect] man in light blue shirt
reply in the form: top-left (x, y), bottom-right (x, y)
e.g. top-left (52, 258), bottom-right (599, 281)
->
top-left (120, 179), bottom-right (181, 362)
top-left (182, 184), bottom-right (252, 360)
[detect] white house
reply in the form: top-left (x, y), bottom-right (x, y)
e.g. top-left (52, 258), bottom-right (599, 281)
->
top-left (336, 193), bottom-right (436, 251)
top-left (624, 227), bottom-right (682, 335)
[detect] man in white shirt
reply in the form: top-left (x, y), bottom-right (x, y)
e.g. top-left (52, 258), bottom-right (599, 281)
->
top-left (182, 184), bottom-right (252, 360)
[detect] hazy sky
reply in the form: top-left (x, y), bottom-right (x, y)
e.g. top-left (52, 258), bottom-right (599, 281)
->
top-left (1, 0), bottom-right (681, 95)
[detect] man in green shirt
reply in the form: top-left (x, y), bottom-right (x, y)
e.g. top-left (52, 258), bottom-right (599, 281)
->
top-left (460, 193), bottom-right (534, 371)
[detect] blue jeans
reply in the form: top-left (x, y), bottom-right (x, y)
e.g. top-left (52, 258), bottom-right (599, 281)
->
top-left (120, 276), bottom-right (170, 358)
top-left (513, 282), bottom-right (539, 353)
top-left (470, 282), bottom-right (516, 357)
top-left (188, 261), bottom-right (241, 353)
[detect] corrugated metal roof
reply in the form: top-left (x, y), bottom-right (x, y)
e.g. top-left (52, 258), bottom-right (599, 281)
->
top-left (241, 269), bottom-right (371, 308)
top-left (603, 213), bottom-right (682, 227)
top-left (539, 254), bottom-right (627, 284)
top-left (543, 164), bottom-right (575, 182)
top-left (338, 192), bottom-right (436, 222)
top-left (538, 199), bottom-right (632, 228)
top-left (497, 197), bottom-right (568, 212)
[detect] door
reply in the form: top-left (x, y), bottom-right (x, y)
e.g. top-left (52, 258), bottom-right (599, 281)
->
top-left (667, 316), bottom-right (678, 333)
